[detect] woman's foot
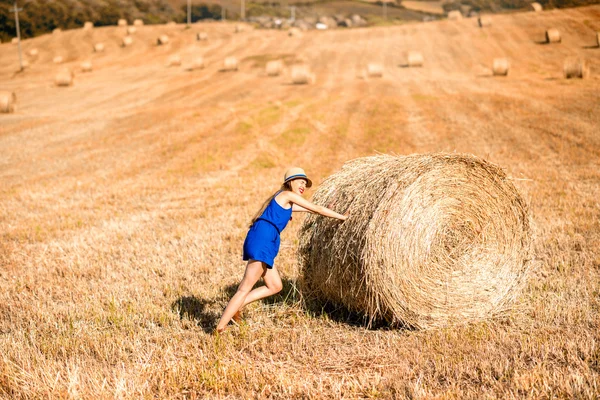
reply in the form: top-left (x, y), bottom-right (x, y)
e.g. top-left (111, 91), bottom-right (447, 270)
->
top-left (232, 310), bottom-right (243, 323)
top-left (214, 326), bottom-right (226, 335)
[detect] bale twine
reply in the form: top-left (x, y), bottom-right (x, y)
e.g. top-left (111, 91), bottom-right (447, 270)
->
top-left (185, 57), bottom-right (205, 71)
top-left (492, 58), bottom-right (509, 76)
top-left (122, 36), bottom-right (133, 47)
top-left (545, 28), bottom-right (561, 43)
top-left (166, 54), bottom-right (182, 67)
top-left (127, 26), bottom-right (137, 35)
top-left (54, 69), bottom-right (74, 86)
top-left (0, 91), bottom-right (17, 113)
top-left (266, 60), bottom-right (283, 76)
top-left (407, 51), bottom-right (424, 67)
top-left (298, 153), bottom-right (532, 330)
top-left (478, 16), bottom-right (491, 27)
top-left (93, 43), bottom-right (105, 52)
top-left (291, 65), bottom-right (314, 84)
top-left (53, 55), bottom-right (64, 64)
top-left (118, 19), bottom-right (128, 27)
top-left (447, 10), bottom-right (462, 20)
top-left (28, 48), bottom-right (39, 57)
top-left (223, 56), bottom-right (239, 71)
top-left (80, 61), bottom-right (93, 72)
top-left (197, 32), bottom-right (208, 41)
top-left (134, 19), bottom-right (144, 26)
top-left (83, 21), bottom-right (93, 30)
top-left (366, 63), bottom-right (383, 77)
top-left (157, 35), bottom-right (170, 45)
top-left (531, 2), bottom-right (542, 11)
top-left (563, 58), bottom-right (589, 79)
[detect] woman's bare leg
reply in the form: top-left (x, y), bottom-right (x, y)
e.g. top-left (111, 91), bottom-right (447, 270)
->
top-left (241, 266), bottom-right (283, 307)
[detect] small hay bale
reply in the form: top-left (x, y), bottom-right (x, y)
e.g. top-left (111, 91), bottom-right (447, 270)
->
top-left (93, 43), bottom-right (105, 52)
top-left (223, 56), bottom-right (239, 71)
top-left (54, 69), bottom-right (74, 86)
top-left (366, 63), bottom-right (383, 77)
top-left (266, 60), bottom-right (283, 76)
top-left (298, 153), bottom-right (532, 330)
top-left (11, 37), bottom-right (19, 44)
top-left (492, 58), bottom-right (509, 76)
top-left (291, 65), bottom-right (314, 84)
top-left (545, 28), bottom-right (561, 43)
top-left (288, 27), bottom-right (302, 37)
top-left (197, 32), bottom-right (208, 41)
top-left (80, 61), bottom-right (93, 72)
top-left (127, 26), bottom-right (137, 35)
top-left (28, 48), bottom-right (39, 57)
top-left (185, 57), bottom-right (205, 71)
top-left (563, 58), bottom-right (589, 79)
top-left (167, 21), bottom-right (177, 26)
top-left (447, 10), bottom-right (462, 20)
top-left (157, 35), bottom-right (170, 45)
top-left (166, 54), bottom-right (182, 67)
top-left (122, 36), bottom-right (133, 47)
top-left (53, 55), bottom-right (64, 64)
top-left (118, 19), bottom-right (128, 27)
top-left (407, 51), bottom-right (424, 67)
top-left (478, 16), bottom-right (491, 27)
top-left (234, 24), bottom-right (244, 33)
top-left (531, 2), bottom-right (542, 11)
top-left (0, 91), bottom-right (17, 113)
top-left (83, 21), bottom-right (94, 30)
top-left (134, 19), bottom-right (144, 26)
top-left (52, 28), bottom-right (62, 34)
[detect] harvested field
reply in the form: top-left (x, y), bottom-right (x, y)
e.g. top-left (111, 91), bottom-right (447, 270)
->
top-left (0, 6), bottom-right (599, 398)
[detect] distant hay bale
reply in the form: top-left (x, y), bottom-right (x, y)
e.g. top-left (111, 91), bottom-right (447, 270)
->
top-left (563, 58), bottom-right (589, 79)
top-left (127, 26), bottom-right (137, 35)
top-left (54, 69), bottom-right (74, 86)
top-left (80, 61), bottom-right (93, 72)
top-left (0, 91), bottom-right (17, 113)
top-left (118, 19), bottom-right (128, 27)
top-left (52, 28), bottom-right (61, 34)
top-left (223, 56), bottom-right (239, 71)
top-left (291, 65), bottom-right (314, 84)
top-left (185, 57), bottom-right (205, 71)
top-left (366, 63), bottom-right (383, 77)
top-left (447, 10), bottom-right (462, 20)
top-left (93, 43), bottom-right (105, 52)
top-left (133, 19), bottom-right (144, 26)
top-left (11, 37), bottom-right (19, 44)
top-left (478, 16), bottom-right (491, 27)
top-left (53, 55), bottom-right (64, 64)
top-left (407, 51), bottom-right (424, 67)
top-left (545, 28), bottom-right (561, 43)
top-left (28, 48), bottom-right (39, 57)
top-left (197, 32), bottom-right (208, 41)
top-left (288, 27), bottom-right (302, 37)
top-left (83, 21), bottom-right (93, 30)
top-left (492, 58), bottom-right (509, 76)
top-left (167, 21), bottom-right (177, 26)
top-left (298, 153), bottom-right (532, 330)
top-left (166, 54), bottom-right (182, 67)
top-left (122, 36), bottom-right (133, 47)
top-left (157, 35), bottom-right (170, 45)
top-left (531, 2), bottom-right (542, 11)
top-left (234, 24), bottom-right (244, 33)
top-left (266, 60), bottom-right (283, 76)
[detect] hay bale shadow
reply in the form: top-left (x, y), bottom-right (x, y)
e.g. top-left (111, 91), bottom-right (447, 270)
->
top-left (582, 44), bottom-right (599, 49)
top-left (172, 296), bottom-right (223, 333)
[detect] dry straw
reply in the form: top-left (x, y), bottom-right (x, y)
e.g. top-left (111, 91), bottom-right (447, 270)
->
top-left (157, 35), bottom-right (170, 45)
top-left (407, 51), bottom-right (424, 67)
top-left (563, 58), bottom-right (589, 79)
top-left (546, 28), bottom-right (561, 43)
top-left (197, 32), bottom-right (208, 41)
top-left (55, 69), bottom-right (74, 86)
top-left (266, 60), bottom-right (283, 76)
top-left (122, 36), bottom-right (133, 47)
top-left (492, 58), bottom-right (509, 76)
top-left (298, 153), bottom-right (532, 330)
top-left (223, 56), bottom-right (239, 71)
top-left (291, 65), bottom-right (315, 84)
top-left (367, 63), bottom-right (383, 77)
top-left (118, 19), bottom-right (127, 27)
top-left (447, 10), bottom-right (462, 20)
top-left (0, 91), bottom-right (17, 113)
top-left (478, 16), bottom-right (491, 27)
top-left (531, 2), bottom-right (542, 11)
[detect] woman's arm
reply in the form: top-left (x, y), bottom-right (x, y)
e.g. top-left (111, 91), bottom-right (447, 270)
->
top-left (292, 203), bottom-right (312, 213)
top-left (283, 192), bottom-right (347, 221)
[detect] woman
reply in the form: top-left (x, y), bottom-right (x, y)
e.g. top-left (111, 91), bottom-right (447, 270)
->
top-left (215, 167), bottom-right (348, 333)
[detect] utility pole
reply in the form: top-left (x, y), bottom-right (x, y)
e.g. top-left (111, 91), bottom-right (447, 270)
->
top-left (241, 0), bottom-right (245, 21)
top-left (10, 1), bottom-right (24, 71)
top-left (222, 3), bottom-right (226, 21)
top-left (290, 6), bottom-right (295, 22)
top-left (383, 1), bottom-right (387, 20)
top-left (187, 0), bottom-right (191, 26)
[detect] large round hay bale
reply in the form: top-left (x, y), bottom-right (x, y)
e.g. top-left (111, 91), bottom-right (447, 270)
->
top-left (118, 19), bottom-right (128, 27)
top-left (266, 60), bottom-right (283, 76)
top-left (83, 21), bottom-right (94, 30)
top-left (157, 35), bottom-right (170, 45)
top-left (0, 91), bottom-right (17, 113)
top-left (531, 2), bottom-right (542, 11)
top-left (478, 16), bottom-right (491, 27)
top-left (492, 58), bottom-right (509, 76)
top-left (407, 51), bottom-right (424, 67)
top-left (127, 26), bottom-right (137, 35)
top-left (122, 36), bottom-right (133, 47)
top-left (447, 10), bottom-right (462, 20)
top-left (291, 65), bottom-right (314, 84)
top-left (133, 19), bottom-right (144, 26)
top-left (366, 63), bottom-right (383, 77)
top-left (223, 56), bottom-right (239, 71)
top-left (197, 32), bottom-right (208, 41)
top-left (53, 55), bottom-right (64, 64)
top-left (166, 54), bottom-right (182, 67)
top-left (563, 58), bottom-right (589, 79)
top-left (54, 69), bottom-right (74, 86)
top-left (298, 153), bottom-right (532, 330)
top-left (93, 43), bottom-right (105, 52)
top-left (545, 28), bottom-right (561, 43)
top-left (185, 57), bottom-right (205, 71)
top-left (80, 61), bottom-right (93, 72)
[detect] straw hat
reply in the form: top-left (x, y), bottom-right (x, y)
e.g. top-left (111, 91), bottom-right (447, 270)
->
top-left (284, 167), bottom-right (312, 187)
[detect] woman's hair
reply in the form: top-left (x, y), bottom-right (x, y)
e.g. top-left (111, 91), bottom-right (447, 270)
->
top-left (249, 182), bottom-right (291, 227)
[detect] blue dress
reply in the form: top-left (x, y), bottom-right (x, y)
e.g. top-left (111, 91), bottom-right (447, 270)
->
top-left (243, 192), bottom-right (293, 268)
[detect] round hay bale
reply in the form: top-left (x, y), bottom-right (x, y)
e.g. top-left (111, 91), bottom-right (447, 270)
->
top-left (545, 28), bottom-right (561, 43)
top-left (167, 21), bottom-right (177, 26)
top-left (80, 61), bottom-right (93, 72)
top-left (11, 37), bottom-right (19, 44)
top-left (185, 57), bottom-right (205, 71)
top-left (0, 91), bottom-right (17, 113)
top-left (291, 65), bottom-right (314, 84)
top-left (234, 24), bottom-right (244, 33)
top-left (366, 63), bottom-right (383, 77)
top-left (298, 153), bottom-right (532, 330)
top-left (122, 36), bottom-right (133, 47)
top-left (166, 54), bottom-right (182, 67)
top-left (492, 58), bottom-right (509, 76)
top-left (133, 19), bottom-right (144, 26)
top-left (157, 35), bottom-right (170, 45)
top-left (93, 43), bottom-right (105, 52)
top-left (118, 19), bottom-right (128, 27)
top-left (478, 16), bottom-right (491, 27)
top-left (563, 58), bottom-right (589, 79)
top-left (447, 10), bottom-right (462, 20)
top-left (288, 27), bottom-right (302, 37)
top-left (53, 55), bottom-right (64, 64)
top-left (83, 21), bottom-right (94, 30)
top-left (530, 2), bottom-right (542, 11)
top-left (223, 56), bottom-right (239, 71)
top-left (266, 60), bottom-right (283, 76)
top-left (197, 32), bottom-right (208, 41)
top-left (54, 69), bottom-right (74, 86)
top-left (52, 28), bottom-right (62, 34)
top-left (127, 26), bottom-right (137, 35)
top-left (28, 48), bottom-right (39, 57)
top-left (407, 51), bottom-right (424, 67)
